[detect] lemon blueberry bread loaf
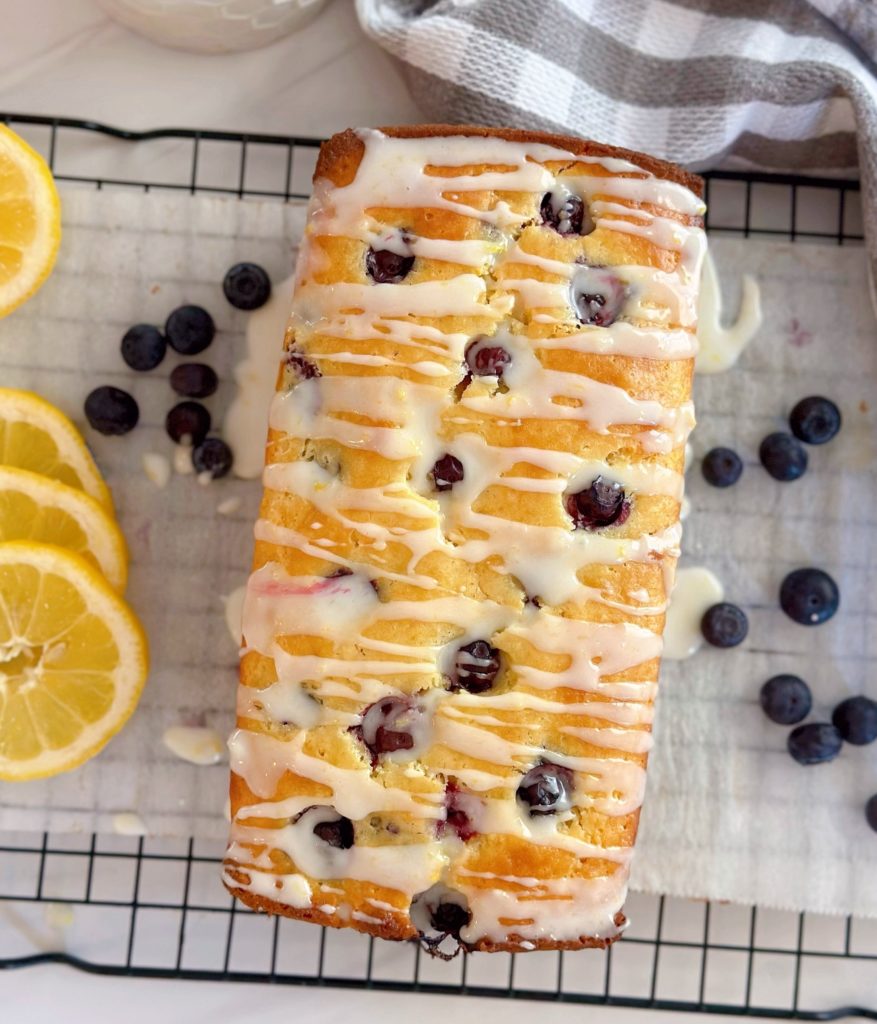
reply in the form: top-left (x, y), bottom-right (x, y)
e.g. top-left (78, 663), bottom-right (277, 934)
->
top-left (223, 125), bottom-right (706, 954)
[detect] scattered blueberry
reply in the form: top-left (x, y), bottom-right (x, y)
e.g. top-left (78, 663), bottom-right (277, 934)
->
top-left (120, 324), bottom-right (166, 371)
top-left (866, 794), bottom-right (877, 832)
top-left (516, 762), bottom-right (574, 816)
top-left (760, 675), bottom-right (812, 725)
top-left (453, 640), bottom-right (501, 694)
top-left (223, 262), bottom-right (271, 311)
top-left (701, 602), bottom-right (748, 648)
top-left (192, 437), bottom-right (233, 479)
top-left (540, 190), bottom-right (587, 236)
top-left (779, 568), bottom-right (839, 626)
top-left (365, 247), bottom-right (414, 284)
top-left (430, 454), bottom-right (464, 492)
top-left (565, 476), bottom-right (630, 530)
top-left (701, 447), bottom-right (743, 488)
top-left (359, 696), bottom-right (421, 757)
top-left (312, 814), bottom-right (355, 850)
top-left (787, 722), bottom-right (843, 765)
top-left (789, 396), bottom-right (841, 445)
top-left (832, 696), bottom-right (877, 746)
top-left (165, 305), bottom-right (215, 355)
top-left (464, 340), bottom-right (511, 377)
top-left (84, 386), bottom-right (139, 436)
top-left (165, 400), bottom-right (211, 445)
top-left (170, 362), bottom-right (218, 399)
top-left (759, 432), bottom-right (807, 481)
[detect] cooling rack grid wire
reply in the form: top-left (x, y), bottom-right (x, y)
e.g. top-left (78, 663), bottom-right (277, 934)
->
top-left (0, 113), bottom-right (874, 1020)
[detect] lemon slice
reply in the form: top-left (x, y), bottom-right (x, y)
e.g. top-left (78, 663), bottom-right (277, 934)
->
top-left (0, 466), bottom-right (127, 592)
top-left (0, 125), bottom-right (61, 318)
top-left (0, 387), bottom-right (112, 510)
top-left (0, 541), bottom-right (148, 780)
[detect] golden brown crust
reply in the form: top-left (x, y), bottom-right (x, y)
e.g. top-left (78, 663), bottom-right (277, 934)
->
top-left (224, 880), bottom-right (624, 953)
top-left (315, 124), bottom-right (703, 198)
top-left (225, 882), bottom-right (418, 942)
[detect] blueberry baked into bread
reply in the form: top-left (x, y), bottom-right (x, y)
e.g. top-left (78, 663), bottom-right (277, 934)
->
top-left (224, 125), bottom-right (706, 954)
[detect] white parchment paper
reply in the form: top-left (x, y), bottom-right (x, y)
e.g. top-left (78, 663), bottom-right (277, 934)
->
top-left (0, 188), bottom-right (305, 838)
top-left (0, 189), bottom-right (875, 917)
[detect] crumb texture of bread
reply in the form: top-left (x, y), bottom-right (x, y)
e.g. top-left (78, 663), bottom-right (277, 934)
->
top-left (224, 125), bottom-right (706, 955)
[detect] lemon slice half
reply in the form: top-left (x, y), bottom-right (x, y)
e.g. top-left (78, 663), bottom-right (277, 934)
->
top-left (0, 541), bottom-right (148, 780)
top-left (0, 387), bottom-right (112, 510)
top-left (0, 466), bottom-right (127, 591)
top-left (0, 124), bottom-right (61, 318)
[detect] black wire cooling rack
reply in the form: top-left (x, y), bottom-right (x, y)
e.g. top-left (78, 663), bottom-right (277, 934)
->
top-left (0, 114), bottom-right (874, 1021)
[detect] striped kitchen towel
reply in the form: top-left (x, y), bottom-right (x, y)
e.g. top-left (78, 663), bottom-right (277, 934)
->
top-left (356, 0), bottom-right (877, 259)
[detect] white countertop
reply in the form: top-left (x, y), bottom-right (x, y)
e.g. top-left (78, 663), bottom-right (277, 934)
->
top-left (1, 967), bottom-right (747, 1024)
top-left (0, 3), bottom-right (863, 1022)
top-left (0, 0), bottom-right (421, 136)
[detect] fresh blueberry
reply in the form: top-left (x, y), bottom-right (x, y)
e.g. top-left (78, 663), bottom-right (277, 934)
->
top-left (540, 190), bottom-right (587, 236)
top-left (165, 401), bottom-right (211, 445)
top-left (759, 432), bottom-right (807, 481)
top-left (565, 476), bottom-right (630, 530)
top-left (866, 794), bottom-right (877, 832)
top-left (701, 603), bottom-right (748, 648)
top-left (192, 437), bottom-right (233, 479)
top-left (312, 815), bottom-right (355, 850)
top-left (223, 262), bottom-right (271, 311)
top-left (430, 454), bottom-right (464, 492)
top-left (701, 447), bottom-right (743, 488)
top-left (84, 386), bottom-right (139, 436)
top-left (787, 722), bottom-right (843, 765)
top-left (365, 247), bottom-right (414, 284)
top-left (789, 396), bottom-right (841, 445)
top-left (120, 324), bottom-right (166, 371)
top-left (832, 696), bottom-right (877, 746)
top-left (464, 340), bottom-right (511, 377)
top-left (453, 640), bottom-right (501, 694)
top-left (517, 762), bottom-right (574, 816)
top-left (779, 568), bottom-right (839, 626)
top-left (760, 675), bottom-right (812, 725)
top-left (165, 305), bottom-right (215, 355)
top-left (358, 696), bottom-right (422, 757)
top-left (170, 363), bottom-right (218, 399)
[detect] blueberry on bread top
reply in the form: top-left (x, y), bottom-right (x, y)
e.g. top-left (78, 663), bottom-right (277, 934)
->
top-left (452, 640), bottom-right (501, 694)
top-left (565, 477), bottom-right (630, 530)
top-left (517, 762), bottom-right (574, 816)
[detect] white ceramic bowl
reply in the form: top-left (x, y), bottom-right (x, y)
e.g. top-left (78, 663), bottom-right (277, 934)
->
top-left (98, 0), bottom-right (329, 54)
